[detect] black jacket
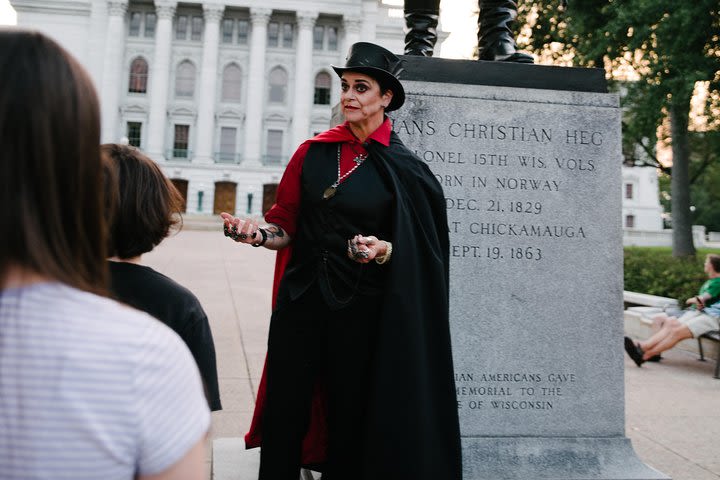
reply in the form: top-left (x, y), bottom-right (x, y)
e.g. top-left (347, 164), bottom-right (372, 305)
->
top-left (108, 261), bottom-right (222, 411)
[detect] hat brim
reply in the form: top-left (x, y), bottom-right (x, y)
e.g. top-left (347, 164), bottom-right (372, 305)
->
top-left (331, 65), bottom-right (405, 112)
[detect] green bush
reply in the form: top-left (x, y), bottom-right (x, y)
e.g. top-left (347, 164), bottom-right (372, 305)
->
top-left (624, 247), bottom-right (719, 303)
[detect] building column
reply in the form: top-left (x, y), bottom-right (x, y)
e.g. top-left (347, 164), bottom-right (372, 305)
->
top-left (100, 0), bottom-right (128, 143)
top-left (361, 0), bottom-right (378, 42)
top-left (194, 3), bottom-right (225, 164)
top-left (146, 0), bottom-right (177, 161)
top-left (334, 15), bottom-right (362, 106)
top-left (341, 15), bottom-right (362, 57)
top-left (290, 11), bottom-right (318, 151)
top-left (243, 7), bottom-right (272, 167)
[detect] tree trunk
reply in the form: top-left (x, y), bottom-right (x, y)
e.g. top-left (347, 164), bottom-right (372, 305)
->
top-left (669, 94), bottom-right (695, 258)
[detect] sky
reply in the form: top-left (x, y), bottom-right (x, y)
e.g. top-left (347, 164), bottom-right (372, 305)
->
top-left (381, 0), bottom-right (477, 58)
top-left (0, 0), bottom-right (477, 57)
top-left (437, 0), bottom-right (478, 58)
top-left (0, 0), bottom-right (15, 25)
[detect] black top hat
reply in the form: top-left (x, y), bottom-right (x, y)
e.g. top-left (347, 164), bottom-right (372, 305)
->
top-left (331, 42), bottom-right (405, 112)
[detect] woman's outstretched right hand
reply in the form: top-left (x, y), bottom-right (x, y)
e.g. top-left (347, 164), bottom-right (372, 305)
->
top-left (220, 212), bottom-right (260, 245)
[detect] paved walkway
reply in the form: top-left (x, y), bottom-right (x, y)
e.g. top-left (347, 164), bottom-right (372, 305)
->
top-left (143, 228), bottom-right (720, 480)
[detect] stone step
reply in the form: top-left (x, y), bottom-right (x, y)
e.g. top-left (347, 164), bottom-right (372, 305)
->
top-left (211, 439), bottom-right (321, 480)
top-left (180, 214), bottom-right (222, 232)
top-left (212, 438), bottom-right (257, 480)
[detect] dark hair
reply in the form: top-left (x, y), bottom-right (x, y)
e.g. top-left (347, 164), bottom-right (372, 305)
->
top-left (375, 76), bottom-right (394, 105)
top-left (0, 29), bottom-right (107, 293)
top-left (707, 254), bottom-right (720, 274)
top-left (102, 144), bottom-right (184, 259)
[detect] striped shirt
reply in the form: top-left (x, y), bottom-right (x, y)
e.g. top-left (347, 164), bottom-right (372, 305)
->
top-left (0, 282), bottom-right (211, 479)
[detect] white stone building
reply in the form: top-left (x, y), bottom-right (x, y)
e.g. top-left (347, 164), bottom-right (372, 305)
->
top-left (8, 0), bottom-right (665, 231)
top-left (11, 0), bottom-right (405, 215)
top-left (621, 165), bottom-right (663, 231)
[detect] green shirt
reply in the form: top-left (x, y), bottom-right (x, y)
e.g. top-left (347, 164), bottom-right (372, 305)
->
top-left (699, 277), bottom-right (720, 301)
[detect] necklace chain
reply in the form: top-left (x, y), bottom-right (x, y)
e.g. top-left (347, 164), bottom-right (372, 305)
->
top-left (323, 143), bottom-right (368, 200)
top-left (332, 143), bottom-right (367, 188)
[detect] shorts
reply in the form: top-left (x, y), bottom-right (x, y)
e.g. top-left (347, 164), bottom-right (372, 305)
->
top-left (678, 310), bottom-right (720, 338)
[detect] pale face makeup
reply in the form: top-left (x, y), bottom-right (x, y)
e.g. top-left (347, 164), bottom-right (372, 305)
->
top-left (340, 71), bottom-right (393, 131)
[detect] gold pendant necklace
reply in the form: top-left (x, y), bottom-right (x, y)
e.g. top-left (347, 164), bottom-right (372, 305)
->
top-left (322, 186), bottom-right (337, 200)
top-left (323, 143), bottom-right (367, 200)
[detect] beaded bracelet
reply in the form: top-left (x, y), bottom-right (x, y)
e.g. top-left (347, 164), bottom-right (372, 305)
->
top-left (375, 241), bottom-right (393, 264)
top-left (251, 228), bottom-right (268, 247)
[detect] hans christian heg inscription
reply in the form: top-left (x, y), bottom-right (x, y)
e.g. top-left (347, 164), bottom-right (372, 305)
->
top-left (391, 82), bottom-right (625, 438)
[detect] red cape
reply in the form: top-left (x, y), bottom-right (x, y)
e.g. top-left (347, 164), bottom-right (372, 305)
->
top-left (243, 123), bottom-right (379, 465)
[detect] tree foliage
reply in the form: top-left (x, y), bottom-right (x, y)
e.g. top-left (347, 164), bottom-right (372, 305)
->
top-left (518, 0), bottom-right (720, 256)
top-left (659, 130), bottom-right (720, 232)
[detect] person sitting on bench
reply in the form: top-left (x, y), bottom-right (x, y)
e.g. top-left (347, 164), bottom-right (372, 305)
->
top-left (625, 254), bottom-right (720, 367)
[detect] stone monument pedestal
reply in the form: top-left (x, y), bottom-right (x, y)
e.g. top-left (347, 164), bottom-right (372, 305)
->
top-left (391, 57), bottom-right (669, 480)
top-left (462, 438), bottom-right (663, 479)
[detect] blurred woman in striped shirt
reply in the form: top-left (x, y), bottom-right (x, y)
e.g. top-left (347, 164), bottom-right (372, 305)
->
top-left (0, 29), bottom-right (210, 480)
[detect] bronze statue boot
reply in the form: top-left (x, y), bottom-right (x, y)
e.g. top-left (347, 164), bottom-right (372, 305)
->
top-left (477, 0), bottom-right (533, 63)
top-left (403, 9), bottom-right (440, 56)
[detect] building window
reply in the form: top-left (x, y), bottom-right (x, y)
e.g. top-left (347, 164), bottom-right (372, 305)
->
top-left (222, 18), bottom-right (234, 43)
top-left (625, 183), bottom-right (634, 199)
top-left (268, 67), bottom-right (287, 103)
top-left (268, 21), bottom-right (293, 48)
top-left (327, 27), bottom-right (338, 50)
top-left (176, 15), bottom-right (188, 40)
top-left (128, 57), bottom-right (148, 93)
top-left (145, 13), bottom-right (156, 37)
top-left (173, 125), bottom-right (189, 158)
top-left (265, 129), bottom-right (283, 164)
top-left (129, 12), bottom-right (156, 38)
top-left (237, 20), bottom-right (249, 44)
top-left (313, 25), bottom-right (339, 51)
top-left (175, 61), bottom-right (196, 98)
top-left (129, 12), bottom-right (142, 36)
top-left (222, 64), bottom-right (242, 102)
top-left (313, 25), bottom-right (323, 50)
top-left (221, 17), bottom-right (249, 44)
top-left (267, 22), bottom-right (279, 47)
top-left (314, 72), bottom-right (331, 105)
top-left (625, 215), bottom-right (635, 228)
top-left (282, 23), bottom-right (293, 47)
top-left (191, 16), bottom-right (203, 41)
top-left (127, 122), bottom-right (142, 147)
top-left (219, 127), bottom-right (237, 162)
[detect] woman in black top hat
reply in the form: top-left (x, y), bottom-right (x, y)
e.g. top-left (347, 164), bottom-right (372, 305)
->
top-left (221, 42), bottom-right (461, 480)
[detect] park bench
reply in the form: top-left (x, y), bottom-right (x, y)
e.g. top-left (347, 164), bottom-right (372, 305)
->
top-left (698, 330), bottom-right (720, 379)
top-left (623, 291), bottom-right (678, 309)
top-left (623, 291), bottom-right (719, 379)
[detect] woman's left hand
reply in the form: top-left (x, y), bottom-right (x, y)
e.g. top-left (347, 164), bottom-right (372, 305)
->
top-left (347, 234), bottom-right (387, 264)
